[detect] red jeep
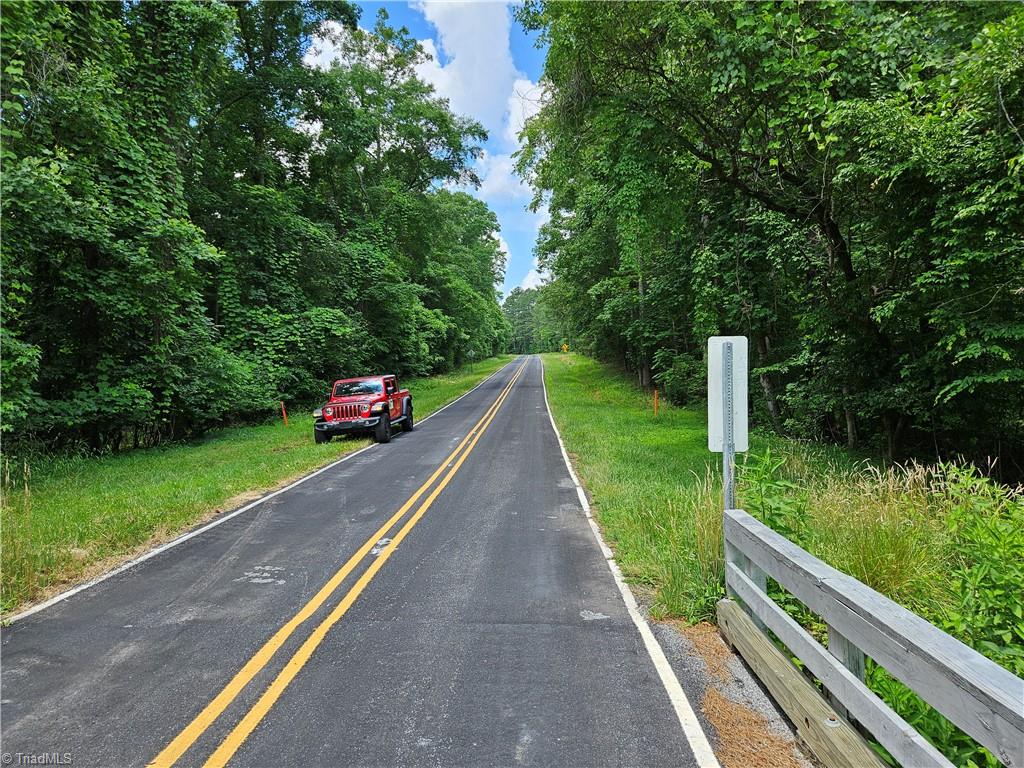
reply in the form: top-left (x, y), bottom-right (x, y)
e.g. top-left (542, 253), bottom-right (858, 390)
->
top-left (313, 375), bottom-right (413, 444)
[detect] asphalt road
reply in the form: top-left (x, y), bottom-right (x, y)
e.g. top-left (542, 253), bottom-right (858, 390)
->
top-left (2, 356), bottom-right (714, 768)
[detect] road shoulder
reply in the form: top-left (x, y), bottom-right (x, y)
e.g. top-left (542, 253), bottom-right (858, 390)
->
top-left (540, 353), bottom-right (815, 768)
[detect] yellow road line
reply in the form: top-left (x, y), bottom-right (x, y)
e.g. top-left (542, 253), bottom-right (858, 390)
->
top-left (202, 359), bottom-right (524, 768)
top-left (148, 361), bottom-right (527, 768)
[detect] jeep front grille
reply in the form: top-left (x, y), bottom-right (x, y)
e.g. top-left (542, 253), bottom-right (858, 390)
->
top-left (335, 404), bottom-right (360, 419)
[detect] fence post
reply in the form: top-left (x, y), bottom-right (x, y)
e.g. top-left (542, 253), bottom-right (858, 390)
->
top-left (725, 538), bottom-right (740, 600)
top-left (826, 624), bottom-right (866, 722)
top-left (740, 556), bottom-right (768, 632)
top-left (745, 557), bottom-right (768, 613)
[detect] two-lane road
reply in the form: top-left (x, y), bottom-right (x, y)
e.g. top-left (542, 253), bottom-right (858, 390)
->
top-left (1, 357), bottom-right (717, 767)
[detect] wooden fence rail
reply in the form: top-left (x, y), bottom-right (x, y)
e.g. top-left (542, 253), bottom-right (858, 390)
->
top-left (718, 507), bottom-right (1024, 768)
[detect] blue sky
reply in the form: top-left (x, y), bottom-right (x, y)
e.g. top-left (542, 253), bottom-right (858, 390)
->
top-left (349, 2), bottom-right (549, 298)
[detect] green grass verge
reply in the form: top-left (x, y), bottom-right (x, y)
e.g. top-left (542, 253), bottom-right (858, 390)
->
top-left (541, 352), bottom-right (727, 620)
top-left (541, 352), bottom-right (951, 620)
top-left (0, 355), bottom-right (515, 614)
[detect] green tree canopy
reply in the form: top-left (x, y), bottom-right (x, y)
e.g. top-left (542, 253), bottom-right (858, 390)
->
top-left (1, 1), bottom-right (509, 449)
top-left (516, 0), bottom-right (1024, 470)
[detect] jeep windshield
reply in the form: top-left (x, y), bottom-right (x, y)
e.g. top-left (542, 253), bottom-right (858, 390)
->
top-left (332, 380), bottom-right (383, 397)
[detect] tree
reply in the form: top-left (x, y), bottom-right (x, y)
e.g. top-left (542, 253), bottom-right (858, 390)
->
top-left (1, 2), bottom-right (508, 449)
top-left (502, 288), bottom-right (540, 354)
top-left (516, 0), bottom-right (1024, 471)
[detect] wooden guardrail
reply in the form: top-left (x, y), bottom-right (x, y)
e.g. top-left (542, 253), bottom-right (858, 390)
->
top-left (718, 507), bottom-right (1024, 768)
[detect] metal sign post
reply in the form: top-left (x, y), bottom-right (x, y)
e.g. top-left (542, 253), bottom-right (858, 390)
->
top-left (708, 336), bottom-right (748, 511)
top-left (722, 342), bottom-right (735, 510)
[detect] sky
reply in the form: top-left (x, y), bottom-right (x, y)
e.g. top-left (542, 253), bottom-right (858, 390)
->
top-left (349, 1), bottom-right (549, 298)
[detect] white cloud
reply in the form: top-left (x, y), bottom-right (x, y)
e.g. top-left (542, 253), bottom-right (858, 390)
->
top-left (303, 21), bottom-right (357, 70)
top-left (295, 119), bottom-right (323, 136)
top-left (475, 151), bottom-right (531, 203)
top-left (519, 257), bottom-right (546, 290)
top-left (412, 2), bottom-right (519, 141)
top-left (518, 204), bottom-right (551, 290)
top-left (496, 234), bottom-right (511, 257)
top-left (412, 37), bottom-right (448, 94)
top-left (517, 203), bottom-right (550, 289)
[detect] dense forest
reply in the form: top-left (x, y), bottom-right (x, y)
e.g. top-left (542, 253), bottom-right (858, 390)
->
top-left (502, 286), bottom-right (559, 354)
top-left (1, 1), bottom-right (508, 450)
top-left (509, 1), bottom-right (1024, 473)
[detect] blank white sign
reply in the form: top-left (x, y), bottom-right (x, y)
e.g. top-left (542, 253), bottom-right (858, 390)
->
top-left (708, 336), bottom-right (749, 452)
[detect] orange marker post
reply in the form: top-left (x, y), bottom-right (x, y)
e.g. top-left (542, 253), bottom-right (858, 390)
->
top-left (280, 400), bottom-right (289, 427)
top-left (653, 387), bottom-right (659, 418)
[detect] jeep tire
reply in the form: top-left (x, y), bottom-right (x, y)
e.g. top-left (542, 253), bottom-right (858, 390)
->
top-left (374, 413), bottom-right (392, 444)
top-left (314, 428), bottom-right (331, 445)
top-left (403, 403), bottom-right (414, 432)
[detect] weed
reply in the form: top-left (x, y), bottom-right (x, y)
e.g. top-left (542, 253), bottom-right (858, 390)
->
top-left (739, 453), bottom-right (1022, 767)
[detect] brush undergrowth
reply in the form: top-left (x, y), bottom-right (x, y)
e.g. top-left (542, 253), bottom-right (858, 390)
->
top-left (0, 355), bottom-right (515, 614)
top-left (743, 452), bottom-right (1024, 768)
top-left (542, 353), bottom-right (1023, 768)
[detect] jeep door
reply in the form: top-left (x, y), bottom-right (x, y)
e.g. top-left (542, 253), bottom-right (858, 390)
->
top-left (384, 377), bottom-right (401, 421)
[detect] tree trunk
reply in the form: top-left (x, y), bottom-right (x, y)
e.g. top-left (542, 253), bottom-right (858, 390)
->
top-left (845, 407), bottom-right (857, 449)
top-left (824, 413), bottom-right (842, 443)
top-left (636, 271), bottom-right (649, 388)
top-left (755, 333), bottom-right (784, 435)
top-left (842, 385), bottom-right (857, 449)
top-left (759, 375), bottom-right (785, 434)
top-left (883, 412), bottom-right (908, 463)
top-left (639, 358), bottom-right (651, 389)
top-left (818, 209), bottom-right (856, 282)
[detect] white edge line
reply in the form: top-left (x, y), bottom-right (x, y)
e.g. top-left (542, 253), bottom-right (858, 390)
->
top-left (5, 357), bottom-right (522, 624)
top-left (537, 355), bottom-right (722, 768)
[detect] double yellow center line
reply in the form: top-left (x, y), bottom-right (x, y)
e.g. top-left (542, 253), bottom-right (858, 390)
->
top-left (150, 360), bottom-right (529, 768)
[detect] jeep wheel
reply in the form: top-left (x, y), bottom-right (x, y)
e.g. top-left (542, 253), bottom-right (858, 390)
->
top-left (374, 414), bottom-right (392, 443)
top-left (403, 405), bottom-right (414, 432)
top-left (314, 428), bottom-right (331, 445)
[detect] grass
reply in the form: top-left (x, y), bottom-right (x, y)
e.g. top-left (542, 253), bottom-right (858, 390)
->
top-left (0, 355), bottom-right (515, 614)
top-left (542, 352), bottom-right (1023, 768)
top-left (540, 352), bottom-right (968, 620)
top-left (743, 453), bottom-right (954, 617)
top-left (540, 352), bottom-right (727, 620)
top-left (538, 352), bottom-right (828, 619)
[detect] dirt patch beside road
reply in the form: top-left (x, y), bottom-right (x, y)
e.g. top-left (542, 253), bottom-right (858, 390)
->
top-left (659, 619), bottom-right (818, 768)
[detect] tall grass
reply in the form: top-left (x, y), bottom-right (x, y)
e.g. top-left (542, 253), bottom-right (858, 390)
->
top-left (0, 355), bottom-right (514, 614)
top-left (741, 452), bottom-right (1024, 767)
top-left (741, 452), bottom-right (956, 618)
top-left (653, 469), bottom-right (724, 621)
